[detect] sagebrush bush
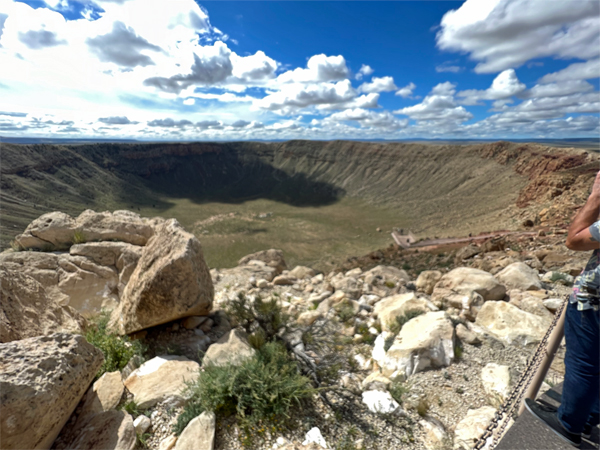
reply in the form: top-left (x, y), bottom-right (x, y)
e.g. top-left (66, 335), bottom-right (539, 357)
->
top-left (225, 292), bottom-right (289, 341)
top-left (174, 341), bottom-right (315, 437)
top-left (85, 310), bottom-right (145, 380)
top-left (387, 309), bottom-right (424, 335)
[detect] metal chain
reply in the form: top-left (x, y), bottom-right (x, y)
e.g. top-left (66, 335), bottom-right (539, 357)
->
top-left (472, 296), bottom-right (568, 450)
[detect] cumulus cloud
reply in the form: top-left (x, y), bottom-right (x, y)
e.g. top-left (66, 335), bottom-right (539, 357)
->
top-left (395, 82), bottom-right (473, 122)
top-left (523, 80), bottom-right (594, 99)
top-left (98, 116), bottom-right (135, 125)
top-left (327, 108), bottom-right (408, 130)
top-left (0, 111), bottom-right (26, 117)
top-left (457, 69), bottom-right (526, 105)
top-left (437, 0), bottom-right (600, 73)
top-left (358, 76), bottom-right (397, 93)
top-left (395, 82), bottom-right (416, 98)
top-left (230, 50), bottom-right (277, 82)
top-left (254, 80), bottom-right (356, 114)
top-left (18, 29), bottom-right (66, 49)
top-left (355, 64), bottom-right (374, 80)
top-left (147, 118), bottom-right (193, 127)
top-left (144, 41), bottom-right (233, 93)
top-left (230, 120), bottom-right (250, 128)
top-left (539, 59), bottom-right (600, 84)
top-left (196, 120), bottom-right (223, 129)
top-left (277, 54), bottom-right (349, 83)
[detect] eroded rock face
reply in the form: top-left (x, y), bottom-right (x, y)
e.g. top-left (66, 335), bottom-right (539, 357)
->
top-left (373, 293), bottom-right (434, 332)
top-left (0, 268), bottom-right (86, 343)
top-left (202, 329), bottom-right (256, 367)
top-left (475, 301), bottom-right (551, 346)
top-left (109, 219), bottom-right (213, 335)
top-left (237, 249), bottom-right (287, 274)
top-left (495, 262), bottom-right (542, 291)
top-left (0, 333), bottom-right (103, 450)
top-left (15, 210), bottom-right (154, 250)
top-left (124, 355), bottom-right (200, 409)
top-left (382, 311), bottom-right (455, 378)
top-left (431, 267), bottom-right (506, 311)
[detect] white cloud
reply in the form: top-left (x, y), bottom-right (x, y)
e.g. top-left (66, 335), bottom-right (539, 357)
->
top-left (524, 80), bottom-right (594, 99)
top-left (230, 50), bottom-right (277, 82)
top-left (355, 64), bottom-right (374, 80)
top-left (277, 54), bottom-right (349, 83)
top-left (539, 59), bottom-right (600, 84)
top-left (435, 62), bottom-right (462, 73)
top-left (437, 0), bottom-right (600, 73)
top-left (358, 76), bottom-right (397, 93)
top-left (327, 108), bottom-right (407, 130)
top-left (395, 82), bottom-right (473, 122)
top-left (457, 69), bottom-right (526, 105)
top-left (395, 82), bottom-right (416, 98)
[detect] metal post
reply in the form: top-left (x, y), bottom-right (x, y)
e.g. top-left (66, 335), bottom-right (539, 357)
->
top-left (518, 300), bottom-right (568, 416)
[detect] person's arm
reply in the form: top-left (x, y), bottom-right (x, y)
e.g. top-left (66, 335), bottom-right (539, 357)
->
top-left (566, 171), bottom-right (600, 251)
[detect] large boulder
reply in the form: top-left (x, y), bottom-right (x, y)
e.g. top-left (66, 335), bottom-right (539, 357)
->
top-left (0, 333), bottom-right (103, 450)
top-left (74, 371), bottom-right (125, 430)
top-left (475, 301), bottom-right (551, 346)
top-left (454, 406), bottom-right (496, 450)
top-left (373, 293), bottom-right (434, 332)
top-left (124, 355), bottom-right (200, 409)
top-left (202, 329), bottom-right (256, 367)
top-left (237, 249), bottom-right (287, 274)
top-left (495, 262), bottom-right (542, 291)
top-left (109, 219), bottom-right (213, 335)
top-left (67, 410), bottom-right (136, 450)
top-left (289, 265), bottom-right (317, 279)
top-left (481, 363), bottom-right (512, 408)
top-left (363, 265), bottom-right (410, 285)
top-left (0, 268), bottom-right (86, 343)
top-left (0, 251), bottom-right (120, 316)
top-left (415, 270), bottom-right (443, 295)
top-left (381, 311), bottom-right (455, 378)
top-left (175, 411), bottom-right (216, 450)
top-left (431, 267), bottom-right (506, 311)
top-left (15, 210), bottom-right (155, 250)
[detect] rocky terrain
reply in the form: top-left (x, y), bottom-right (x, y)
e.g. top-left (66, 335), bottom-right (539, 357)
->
top-left (0, 200), bottom-right (591, 450)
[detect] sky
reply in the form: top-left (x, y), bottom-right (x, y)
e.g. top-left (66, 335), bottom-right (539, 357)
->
top-left (0, 0), bottom-right (598, 141)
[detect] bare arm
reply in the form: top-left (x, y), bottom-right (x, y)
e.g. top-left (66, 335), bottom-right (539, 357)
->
top-left (566, 171), bottom-right (600, 251)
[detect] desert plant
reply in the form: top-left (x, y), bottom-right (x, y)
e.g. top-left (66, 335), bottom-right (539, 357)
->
top-left (121, 400), bottom-right (142, 418)
top-left (549, 272), bottom-right (573, 286)
top-left (388, 376), bottom-right (408, 405)
top-left (225, 293), bottom-right (288, 342)
top-left (9, 240), bottom-right (23, 252)
top-left (85, 311), bottom-right (145, 380)
top-left (72, 229), bottom-right (87, 244)
top-left (174, 341), bottom-right (315, 438)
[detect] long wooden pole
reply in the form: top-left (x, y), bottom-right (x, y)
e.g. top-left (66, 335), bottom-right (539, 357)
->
top-left (518, 300), bottom-right (568, 416)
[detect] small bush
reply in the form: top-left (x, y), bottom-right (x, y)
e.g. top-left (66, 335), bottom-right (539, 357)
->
top-left (387, 309), bottom-right (424, 335)
top-left (72, 229), bottom-right (87, 244)
top-left (121, 400), bottom-right (143, 418)
top-left (225, 293), bottom-right (288, 342)
top-left (388, 377), bottom-right (408, 405)
top-left (336, 303), bottom-right (356, 324)
top-left (402, 263), bottom-right (411, 271)
top-left (175, 341), bottom-right (315, 438)
top-left (85, 311), bottom-right (145, 380)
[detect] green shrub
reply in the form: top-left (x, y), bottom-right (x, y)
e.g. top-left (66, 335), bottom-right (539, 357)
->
top-left (388, 376), bottom-right (408, 405)
top-left (549, 272), bottom-right (573, 286)
top-left (72, 229), bottom-right (87, 244)
top-left (175, 342), bottom-right (315, 438)
top-left (121, 400), bottom-right (143, 418)
top-left (402, 263), bottom-right (411, 271)
top-left (225, 293), bottom-right (288, 342)
top-left (85, 311), bottom-right (145, 380)
top-left (387, 309), bottom-right (424, 335)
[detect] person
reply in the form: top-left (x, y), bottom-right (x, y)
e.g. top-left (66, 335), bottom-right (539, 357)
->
top-left (525, 170), bottom-right (600, 448)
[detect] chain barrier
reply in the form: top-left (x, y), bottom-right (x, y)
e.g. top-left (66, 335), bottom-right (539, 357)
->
top-left (472, 296), bottom-right (568, 450)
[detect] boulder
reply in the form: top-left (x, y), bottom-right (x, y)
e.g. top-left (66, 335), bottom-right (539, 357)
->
top-left (362, 372), bottom-right (392, 391)
top-left (0, 268), bottom-right (86, 343)
top-left (175, 411), bottom-right (215, 450)
top-left (373, 293), bottom-right (433, 332)
top-left (331, 275), bottom-right (362, 299)
top-left (455, 323), bottom-right (481, 346)
top-left (134, 415), bottom-right (152, 435)
top-left (363, 265), bottom-right (410, 285)
top-left (543, 298), bottom-right (564, 313)
top-left (109, 219), bottom-right (213, 335)
top-left (382, 311), bottom-right (455, 378)
top-left (273, 274), bottom-right (296, 286)
top-left (496, 262), bottom-right (542, 291)
top-left (453, 406), bottom-right (496, 450)
top-left (0, 251), bottom-right (119, 316)
top-left (362, 390), bottom-right (401, 414)
top-left (297, 311), bottom-right (323, 327)
top-left (420, 416), bottom-right (448, 450)
top-left (415, 270), bottom-right (443, 295)
top-left (238, 249), bottom-right (287, 274)
top-left (431, 267), bottom-right (506, 310)
top-left (124, 355), bottom-right (200, 409)
top-left (302, 427), bottom-right (329, 449)
top-left (0, 333), bottom-right (103, 450)
top-left (202, 329), bottom-right (256, 367)
top-left (475, 301), bottom-right (551, 346)
top-left (15, 210), bottom-right (155, 250)
top-left (455, 244), bottom-right (480, 262)
top-left (290, 266), bottom-right (317, 279)
top-left (507, 290), bottom-right (554, 320)
top-left (158, 436), bottom-right (178, 450)
top-left (481, 363), bottom-right (512, 408)
top-left (68, 410), bottom-right (136, 450)
top-left (74, 371), bottom-right (124, 430)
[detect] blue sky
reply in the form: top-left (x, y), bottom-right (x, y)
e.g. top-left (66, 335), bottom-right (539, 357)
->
top-left (0, 0), bottom-right (598, 140)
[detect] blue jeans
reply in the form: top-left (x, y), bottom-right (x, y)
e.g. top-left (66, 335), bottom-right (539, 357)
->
top-left (558, 301), bottom-right (600, 434)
